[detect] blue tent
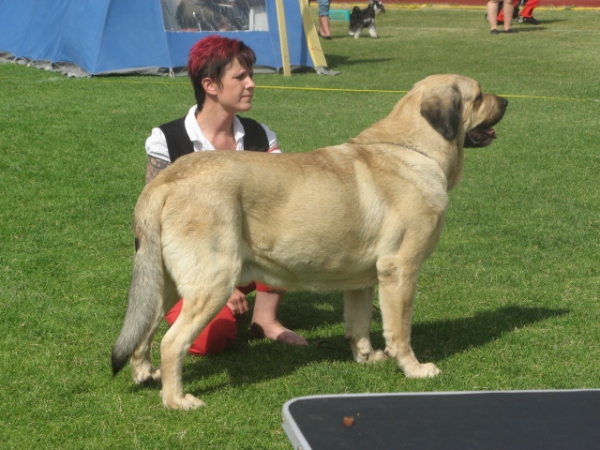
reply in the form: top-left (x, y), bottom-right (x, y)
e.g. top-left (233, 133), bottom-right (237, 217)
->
top-left (0, 0), bottom-right (326, 77)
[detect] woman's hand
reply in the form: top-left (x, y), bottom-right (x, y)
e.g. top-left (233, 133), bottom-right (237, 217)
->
top-left (225, 288), bottom-right (249, 319)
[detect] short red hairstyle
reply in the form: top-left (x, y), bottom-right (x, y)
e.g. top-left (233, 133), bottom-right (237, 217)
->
top-left (188, 35), bottom-right (256, 110)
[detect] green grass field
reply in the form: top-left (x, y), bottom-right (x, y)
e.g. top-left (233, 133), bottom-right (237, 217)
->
top-left (1, 6), bottom-right (599, 449)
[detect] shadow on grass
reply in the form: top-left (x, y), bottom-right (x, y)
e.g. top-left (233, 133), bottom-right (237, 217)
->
top-left (130, 291), bottom-right (348, 395)
top-left (325, 54), bottom-right (394, 69)
top-left (525, 19), bottom-right (567, 25)
top-left (511, 26), bottom-right (548, 33)
top-left (411, 305), bottom-right (570, 362)
top-left (145, 302), bottom-right (568, 396)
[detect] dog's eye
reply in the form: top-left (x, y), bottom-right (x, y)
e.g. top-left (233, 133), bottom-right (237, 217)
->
top-left (475, 92), bottom-right (483, 103)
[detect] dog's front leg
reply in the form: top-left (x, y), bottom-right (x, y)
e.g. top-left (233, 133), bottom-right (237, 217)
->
top-left (368, 24), bottom-right (378, 38)
top-left (377, 259), bottom-right (440, 378)
top-left (344, 287), bottom-right (387, 363)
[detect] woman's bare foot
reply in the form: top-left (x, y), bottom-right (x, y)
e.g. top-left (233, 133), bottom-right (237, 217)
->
top-left (250, 322), bottom-right (308, 346)
top-left (251, 290), bottom-right (308, 346)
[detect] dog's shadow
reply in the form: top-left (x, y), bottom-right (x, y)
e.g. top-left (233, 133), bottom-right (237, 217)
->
top-left (325, 54), bottom-right (394, 69)
top-left (511, 26), bottom-right (548, 33)
top-left (410, 305), bottom-right (569, 362)
top-left (525, 19), bottom-right (567, 25)
top-left (174, 297), bottom-right (568, 395)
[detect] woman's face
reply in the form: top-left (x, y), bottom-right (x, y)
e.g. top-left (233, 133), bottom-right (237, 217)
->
top-left (213, 58), bottom-right (255, 113)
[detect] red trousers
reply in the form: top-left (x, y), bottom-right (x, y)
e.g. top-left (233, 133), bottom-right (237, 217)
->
top-left (498, 0), bottom-right (539, 21)
top-left (519, 0), bottom-right (540, 18)
top-left (164, 282), bottom-right (272, 356)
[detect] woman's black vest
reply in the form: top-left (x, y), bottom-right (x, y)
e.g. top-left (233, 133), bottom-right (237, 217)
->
top-left (158, 115), bottom-right (270, 163)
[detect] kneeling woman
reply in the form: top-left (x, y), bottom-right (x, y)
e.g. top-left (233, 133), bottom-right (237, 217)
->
top-left (144, 35), bottom-right (308, 355)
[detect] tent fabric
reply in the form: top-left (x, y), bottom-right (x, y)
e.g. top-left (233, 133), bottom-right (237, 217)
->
top-left (0, 0), bottom-right (318, 77)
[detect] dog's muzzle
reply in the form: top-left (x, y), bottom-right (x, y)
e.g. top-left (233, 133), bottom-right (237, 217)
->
top-left (464, 128), bottom-right (497, 148)
top-left (464, 96), bottom-right (508, 148)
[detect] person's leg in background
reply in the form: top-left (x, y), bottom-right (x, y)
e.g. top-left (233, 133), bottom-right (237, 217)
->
top-left (487, 0), bottom-right (501, 33)
top-left (488, 0), bottom-right (515, 32)
top-left (497, 0), bottom-right (519, 23)
top-left (501, 0), bottom-right (515, 31)
top-left (317, 0), bottom-right (332, 39)
top-left (519, 0), bottom-right (541, 24)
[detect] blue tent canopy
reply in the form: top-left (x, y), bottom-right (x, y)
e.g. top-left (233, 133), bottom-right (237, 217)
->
top-left (0, 0), bottom-right (321, 76)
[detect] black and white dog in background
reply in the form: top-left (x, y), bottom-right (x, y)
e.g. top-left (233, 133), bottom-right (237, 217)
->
top-left (348, 0), bottom-right (386, 39)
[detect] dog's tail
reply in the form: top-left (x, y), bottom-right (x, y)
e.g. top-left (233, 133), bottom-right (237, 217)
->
top-left (111, 185), bottom-right (167, 376)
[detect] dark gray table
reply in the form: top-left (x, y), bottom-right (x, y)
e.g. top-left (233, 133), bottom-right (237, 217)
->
top-left (282, 390), bottom-right (600, 449)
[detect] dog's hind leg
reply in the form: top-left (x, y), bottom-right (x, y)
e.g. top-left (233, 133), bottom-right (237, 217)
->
top-left (158, 231), bottom-right (240, 410)
top-left (344, 287), bottom-right (387, 363)
top-left (159, 283), bottom-right (234, 410)
top-left (377, 255), bottom-right (440, 379)
top-left (129, 273), bottom-right (179, 384)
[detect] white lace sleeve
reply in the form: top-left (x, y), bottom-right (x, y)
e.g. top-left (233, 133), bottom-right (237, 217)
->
top-left (145, 127), bottom-right (172, 162)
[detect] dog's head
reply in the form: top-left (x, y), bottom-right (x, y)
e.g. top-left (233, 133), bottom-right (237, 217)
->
top-left (370, 0), bottom-right (386, 14)
top-left (418, 74), bottom-right (508, 148)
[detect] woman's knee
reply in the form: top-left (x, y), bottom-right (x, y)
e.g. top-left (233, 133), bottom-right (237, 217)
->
top-left (317, 0), bottom-right (330, 16)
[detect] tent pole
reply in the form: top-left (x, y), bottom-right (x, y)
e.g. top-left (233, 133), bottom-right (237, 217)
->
top-left (274, 0), bottom-right (292, 76)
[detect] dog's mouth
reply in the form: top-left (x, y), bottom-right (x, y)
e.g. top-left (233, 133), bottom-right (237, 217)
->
top-left (464, 127), bottom-right (497, 148)
top-left (464, 95), bottom-right (508, 148)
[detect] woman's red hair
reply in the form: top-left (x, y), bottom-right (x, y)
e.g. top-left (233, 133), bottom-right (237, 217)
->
top-left (188, 35), bottom-right (256, 109)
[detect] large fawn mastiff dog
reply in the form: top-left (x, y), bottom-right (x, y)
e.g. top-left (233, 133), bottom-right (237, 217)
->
top-left (112, 74), bottom-right (507, 410)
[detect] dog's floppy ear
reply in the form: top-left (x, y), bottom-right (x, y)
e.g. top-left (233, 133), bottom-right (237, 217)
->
top-left (420, 85), bottom-right (462, 141)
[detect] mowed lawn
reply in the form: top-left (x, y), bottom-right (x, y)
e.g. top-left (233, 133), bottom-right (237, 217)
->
top-left (0, 6), bottom-right (599, 449)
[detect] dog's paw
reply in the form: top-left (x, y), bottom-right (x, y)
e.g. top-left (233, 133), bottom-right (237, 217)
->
top-left (403, 362), bottom-right (441, 379)
top-left (355, 349), bottom-right (388, 364)
top-left (367, 349), bottom-right (387, 363)
top-left (133, 366), bottom-right (161, 384)
top-left (160, 391), bottom-right (206, 410)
